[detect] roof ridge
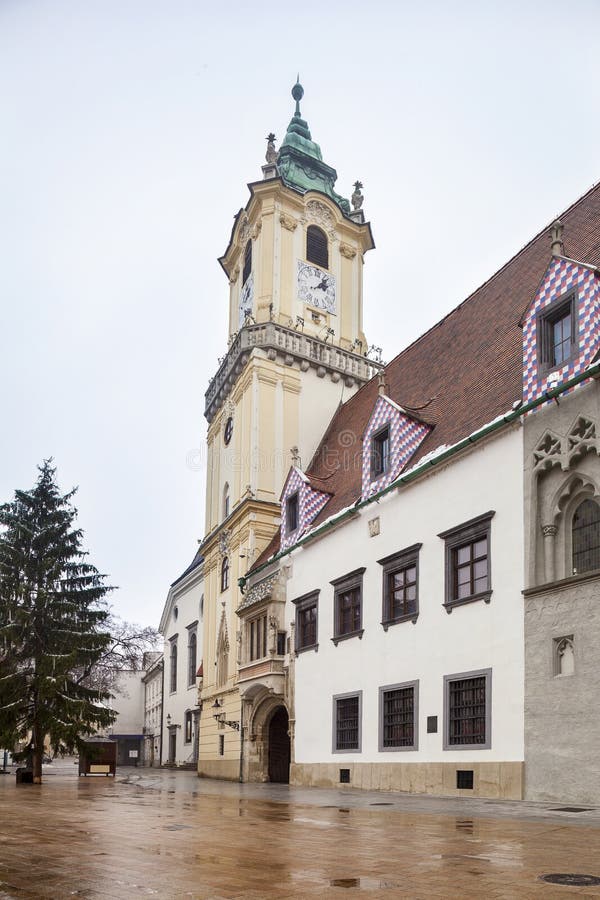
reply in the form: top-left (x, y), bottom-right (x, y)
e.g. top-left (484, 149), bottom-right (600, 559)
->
top-left (381, 178), bottom-right (600, 372)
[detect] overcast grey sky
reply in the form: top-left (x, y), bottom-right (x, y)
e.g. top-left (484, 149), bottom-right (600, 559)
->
top-left (2, 0), bottom-right (600, 625)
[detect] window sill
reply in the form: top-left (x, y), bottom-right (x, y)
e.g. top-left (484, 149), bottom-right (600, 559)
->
top-left (378, 744), bottom-right (418, 752)
top-left (444, 590), bottom-right (492, 613)
top-left (332, 629), bottom-right (364, 646)
top-left (382, 613), bottom-right (419, 631)
top-left (443, 741), bottom-right (491, 751)
top-left (295, 643), bottom-right (319, 656)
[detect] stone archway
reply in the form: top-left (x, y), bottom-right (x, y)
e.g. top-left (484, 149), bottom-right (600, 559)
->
top-left (267, 706), bottom-right (290, 784)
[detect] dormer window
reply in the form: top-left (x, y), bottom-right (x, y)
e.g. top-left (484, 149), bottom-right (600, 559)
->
top-left (242, 240), bottom-right (252, 285)
top-left (286, 492), bottom-right (299, 533)
top-left (306, 225), bottom-right (328, 270)
top-left (538, 291), bottom-right (577, 373)
top-left (371, 425), bottom-right (390, 480)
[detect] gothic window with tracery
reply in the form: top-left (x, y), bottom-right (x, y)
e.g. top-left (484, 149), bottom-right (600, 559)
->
top-left (572, 498), bottom-right (600, 574)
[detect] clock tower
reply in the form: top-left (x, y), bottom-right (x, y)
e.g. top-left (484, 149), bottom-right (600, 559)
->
top-left (198, 80), bottom-right (377, 780)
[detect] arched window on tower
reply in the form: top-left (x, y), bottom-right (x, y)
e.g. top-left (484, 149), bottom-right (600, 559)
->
top-left (306, 225), bottom-right (328, 270)
top-left (242, 240), bottom-right (252, 285)
top-left (221, 556), bottom-right (230, 592)
top-left (572, 498), bottom-right (600, 574)
top-left (223, 483), bottom-right (230, 519)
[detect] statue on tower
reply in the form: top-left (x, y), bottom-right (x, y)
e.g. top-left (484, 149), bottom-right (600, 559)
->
top-left (265, 133), bottom-right (278, 165)
top-left (351, 181), bottom-right (364, 211)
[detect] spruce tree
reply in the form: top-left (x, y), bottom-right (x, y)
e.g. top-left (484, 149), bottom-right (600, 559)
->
top-left (0, 461), bottom-right (116, 783)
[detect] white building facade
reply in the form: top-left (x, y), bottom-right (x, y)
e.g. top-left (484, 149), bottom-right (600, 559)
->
top-left (159, 550), bottom-right (204, 767)
top-left (142, 651), bottom-right (163, 767)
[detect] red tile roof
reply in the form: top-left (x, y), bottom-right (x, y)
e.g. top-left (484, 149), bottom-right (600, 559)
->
top-left (252, 181), bottom-right (600, 570)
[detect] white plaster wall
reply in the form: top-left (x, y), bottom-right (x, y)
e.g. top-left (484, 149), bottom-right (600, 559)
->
top-left (109, 670), bottom-right (144, 735)
top-left (286, 426), bottom-right (524, 764)
top-left (296, 368), bottom-right (356, 471)
top-left (162, 571), bottom-right (204, 764)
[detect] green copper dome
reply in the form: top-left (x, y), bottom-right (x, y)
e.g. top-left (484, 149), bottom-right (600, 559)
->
top-left (277, 78), bottom-right (350, 215)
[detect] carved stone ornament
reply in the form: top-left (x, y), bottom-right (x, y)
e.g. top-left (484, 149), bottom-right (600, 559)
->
top-left (265, 133), bottom-right (278, 165)
top-left (304, 199), bottom-right (335, 234)
top-left (368, 516), bottom-right (380, 537)
top-left (223, 399), bottom-right (235, 421)
top-left (239, 215), bottom-right (252, 246)
top-left (252, 221), bottom-right (262, 240)
top-left (542, 523), bottom-right (558, 537)
top-left (229, 266), bottom-right (240, 285)
top-left (279, 213), bottom-right (298, 232)
top-left (339, 242), bottom-right (357, 260)
top-left (219, 529), bottom-right (231, 557)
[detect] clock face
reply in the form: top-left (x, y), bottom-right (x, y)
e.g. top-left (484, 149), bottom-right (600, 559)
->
top-left (239, 273), bottom-right (254, 328)
top-left (297, 261), bottom-right (336, 314)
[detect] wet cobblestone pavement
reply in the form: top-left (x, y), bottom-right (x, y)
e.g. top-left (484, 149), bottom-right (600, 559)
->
top-left (2, 765), bottom-right (600, 898)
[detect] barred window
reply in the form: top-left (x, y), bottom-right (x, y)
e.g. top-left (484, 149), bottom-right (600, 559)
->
top-left (444, 669), bottom-right (491, 750)
top-left (379, 682), bottom-right (417, 750)
top-left (572, 498), bottom-right (600, 575)
top-left (334, 692), bottom-right (361, 752)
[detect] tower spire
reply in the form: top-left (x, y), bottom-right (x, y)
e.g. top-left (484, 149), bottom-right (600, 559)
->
top-left (293, 75), bottom-right (303, 116)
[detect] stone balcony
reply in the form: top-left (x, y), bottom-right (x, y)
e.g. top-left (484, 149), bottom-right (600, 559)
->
top-left (205, 322), bottom-right (382, 422)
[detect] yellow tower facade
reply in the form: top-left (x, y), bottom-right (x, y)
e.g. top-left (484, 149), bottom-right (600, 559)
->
top-left (198, 81), bottom-right (377, 780)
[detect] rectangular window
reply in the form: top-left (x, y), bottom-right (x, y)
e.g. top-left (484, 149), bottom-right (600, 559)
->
top-left (333, 692), bottom-right (362, 753)
top-left (293, 591), bottom-right (319, 652)
top-left (439, 512), bottom-right (494, 610)
top-left (286, 492), bottom-right (299, 534)
top-left (378, 544), bottom-right (422, 628)
top-left (443, 669), bottom-right (492, 750)
top-left (379, 681), bottom-right (418, 751)
top-left (537, 291), bottom-right (578, 374)
top-left (218, 734), bottom-right (224, 756)
top-left (276, 631), bottom-right (286, 656)
top-left (249, 614), bottom-right (268, 661)
top-left (371, 425), bottom-right (390, 480)
top-left (331, 568), bottom-right (365, 645)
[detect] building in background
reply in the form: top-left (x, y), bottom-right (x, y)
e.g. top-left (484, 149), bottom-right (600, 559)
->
top-left (159, 550), bottom-right (204, 767)
top-left (105, 669), bottom-right (145, 766)
top-left (142, 651), bottom-right (163, 767)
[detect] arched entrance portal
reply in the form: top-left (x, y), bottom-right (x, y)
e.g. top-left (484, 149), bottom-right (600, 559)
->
top-left (268, 706), bottom-right (290, 784)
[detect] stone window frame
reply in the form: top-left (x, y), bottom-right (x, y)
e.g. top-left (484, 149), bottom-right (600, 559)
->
top-left (439, 511), bottom-right (495, 612)
top-left (332, 690), bottom-right (362, 754)
top-left (536, 288), bottom-right (579, 376)
top-left (378, 680), bottom-right (419, 752)
top-left (443, 667), bottom-right (492, 751)
top-left (378, 543), bottom-right (422, 629)
top-left (186, 621), bottom-right (198, 688)
top-left (169, 635), bottom-right (178, 695)
top-left (293, 590), bottom-right (319, 654)
top-left (221, 556), bottom-right (230, 593)
top-left (331, 568), bottom-right (366, 646)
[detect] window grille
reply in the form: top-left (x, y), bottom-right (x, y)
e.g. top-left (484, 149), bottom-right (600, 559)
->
top-left (336, 696), bottom-right (359, 750)
top-left (448, 676), bottom-right (486, 746)
top-left (382, 686), bottom-right (414, 748)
